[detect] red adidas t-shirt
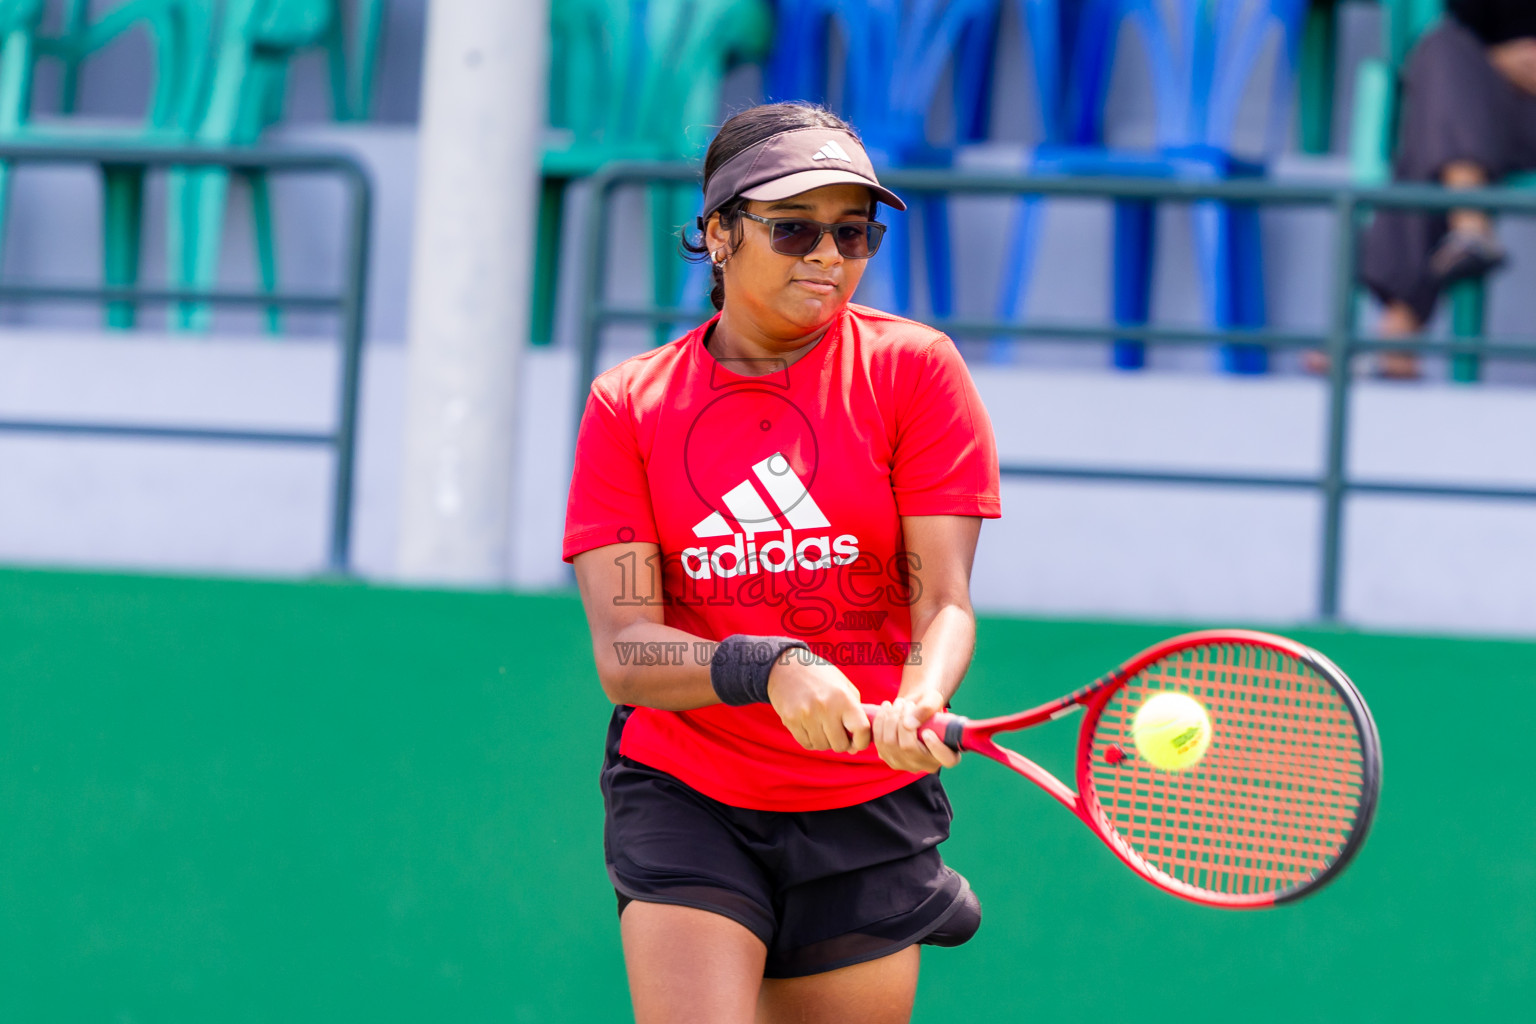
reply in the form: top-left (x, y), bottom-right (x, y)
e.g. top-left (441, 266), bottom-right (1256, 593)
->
top-left (563, 303), bottom-right (1001, 811)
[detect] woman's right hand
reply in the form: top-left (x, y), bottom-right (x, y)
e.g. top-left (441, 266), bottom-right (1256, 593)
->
top-left (766, 651), bottom-right (872, 754)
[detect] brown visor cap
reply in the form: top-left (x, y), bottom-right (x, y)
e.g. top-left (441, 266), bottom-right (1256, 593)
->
top-left (701, 127), bottom-right (906, 222)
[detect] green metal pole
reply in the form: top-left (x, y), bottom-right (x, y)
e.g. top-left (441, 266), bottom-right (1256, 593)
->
top-left (100, 165), bottom-right (144, 329)
top-left (1319, 193), bottom-right (1359, 621)
top-left (326, 166), bottom-right (373, 574)
top-left (1297, 0), bottom-right (1339, 155)
top-left (573, 174), bottom-right (620, 443)
top-left (1449, 280), bottom-right (1486, 383)
top-left (530, 176), bottom-right (567, 346)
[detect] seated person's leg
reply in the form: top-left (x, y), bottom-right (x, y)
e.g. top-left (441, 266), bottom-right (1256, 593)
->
top-left (1357, 21), bottom-right (1536, 376)
top-left (1375, 303), bottom-right (1425, 380)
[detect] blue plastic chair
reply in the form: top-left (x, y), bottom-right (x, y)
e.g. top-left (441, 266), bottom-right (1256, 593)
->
top-left (766, 0), bottom-right (999, 319)
top-left (766, 0), bottom-right (1000, 144)
top-left (764, 0), bottom-right (829, 105)
top-left (1024, 0), bottom-right (1121, 147)
top-left (953, 0), bottom-right (1003, 142)
top-left (944, 0), bottom-right (1114, 144)
top-left (997, 0), bottom-right (1307, 373)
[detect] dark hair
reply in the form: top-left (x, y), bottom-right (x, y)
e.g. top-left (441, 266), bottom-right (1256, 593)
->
top-left (682, 102), bottom-right (863, 311)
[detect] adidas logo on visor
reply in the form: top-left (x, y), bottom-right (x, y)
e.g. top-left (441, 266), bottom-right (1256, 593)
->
top-left (811, 140), bottom-right (853, 163)
top-left (685, 452), bottom-right (859, 580)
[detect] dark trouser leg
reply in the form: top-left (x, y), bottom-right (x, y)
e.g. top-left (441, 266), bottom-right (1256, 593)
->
top-left (1359, 21), bottom-right (1536, 323)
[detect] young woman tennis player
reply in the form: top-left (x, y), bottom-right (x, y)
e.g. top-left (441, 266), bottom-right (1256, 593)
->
top-left (564, 102), bottom-right (1001, 1024)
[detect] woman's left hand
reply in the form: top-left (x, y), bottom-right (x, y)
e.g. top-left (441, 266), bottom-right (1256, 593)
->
top-left (871, 690), bottom-right (962, 774)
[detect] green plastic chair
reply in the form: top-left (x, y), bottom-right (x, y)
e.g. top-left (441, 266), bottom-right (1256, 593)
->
top-left (0, 0), bottom-right (219, 327)
top-left (337, 0), bottom-right (387, 121)
top-left (1296, 0), bottom-right (1338, 154)
top-left (1296, 0), bottom-right (1455, 155)
top-left (2, 1), bottom-right (338, 332)
top-left (0, 1), bottom-right (46, 243)
top-left (58, 1), bottom-right (378, 122)
top-left (537, 0), bottom-right (773, 347)
top-left (1348, 0), bottom-right (1535, 381)
top-left (305, 0), bottom-right (387, 122)
top-left (169, 0), bottom-right (337, 330)
top-left (1295, 0), bottom-right (1370, 155)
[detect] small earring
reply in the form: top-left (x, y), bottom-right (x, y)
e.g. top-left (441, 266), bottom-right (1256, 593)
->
top-left (712, 249), bottom-right (729, 267)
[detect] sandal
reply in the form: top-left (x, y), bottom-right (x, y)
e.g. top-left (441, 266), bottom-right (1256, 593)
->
top-left (1429, 230), bottom-right (1508, 286)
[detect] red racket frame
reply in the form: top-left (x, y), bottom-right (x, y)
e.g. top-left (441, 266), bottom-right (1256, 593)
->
top-left (896, 629), bottom-right (1382, 909)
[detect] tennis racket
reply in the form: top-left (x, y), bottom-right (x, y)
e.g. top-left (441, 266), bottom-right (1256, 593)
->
top-left (872, 629), bottom-right (1382, 908)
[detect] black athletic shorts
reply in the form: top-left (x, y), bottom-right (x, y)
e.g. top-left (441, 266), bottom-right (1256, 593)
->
top-left (600, 707), bottom-right (981, 978)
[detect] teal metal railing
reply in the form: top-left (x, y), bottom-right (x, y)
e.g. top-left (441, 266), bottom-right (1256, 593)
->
top-left (0, 144), bottom-right (372, 573)
top-left (572, 162), bottom-right (1536, 622)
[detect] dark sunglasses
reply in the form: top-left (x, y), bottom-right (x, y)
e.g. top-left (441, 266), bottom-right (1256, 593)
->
top-left (737, 211), bottom-right (887, 259)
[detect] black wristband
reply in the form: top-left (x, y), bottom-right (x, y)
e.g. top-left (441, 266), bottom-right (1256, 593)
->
top-left (710, 634), bottom-right (811, 706)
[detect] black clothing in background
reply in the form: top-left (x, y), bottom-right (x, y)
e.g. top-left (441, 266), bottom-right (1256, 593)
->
top-left (1450, 0), bottom-right (1536, 46)
top-left (1360, 21), bottom-right (1536, 321)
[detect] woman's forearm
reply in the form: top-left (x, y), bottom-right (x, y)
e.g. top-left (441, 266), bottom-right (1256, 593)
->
top-left (575, 544), bottom-right (724, 710)
top-left (896, 600), bottom-right (976, 706)
top-left (594, 621), bottom-right (722, 710)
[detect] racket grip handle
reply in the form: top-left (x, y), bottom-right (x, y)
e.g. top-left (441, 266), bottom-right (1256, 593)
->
top-left (938, 714), bottom-right (965, 752)
top-left (859, 704), bottom-right (966, 752)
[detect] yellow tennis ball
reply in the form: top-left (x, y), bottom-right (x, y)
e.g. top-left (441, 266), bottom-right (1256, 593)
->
top-left (1131, 692), bottom-right (1212, 772)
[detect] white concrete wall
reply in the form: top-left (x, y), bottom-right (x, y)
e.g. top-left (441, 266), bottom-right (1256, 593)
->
top-left (969, 367), bottom-right (1536, 635)
top-left (2, 327), bottom-right (1533, 637)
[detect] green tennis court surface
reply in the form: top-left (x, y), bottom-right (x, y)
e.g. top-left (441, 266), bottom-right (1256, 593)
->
top-left (0, 569), bottom-right (1531, 1021)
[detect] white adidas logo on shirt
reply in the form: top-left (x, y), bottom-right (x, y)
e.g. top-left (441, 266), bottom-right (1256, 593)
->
top-left (693, 452), bottom-right (828, 538)
top-left (685, 452), bottom-right (859, 580)
top-left (811, 140), bottom-right (853, 163)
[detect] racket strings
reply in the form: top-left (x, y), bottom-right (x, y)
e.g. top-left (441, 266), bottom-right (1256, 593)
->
top-left (1087, 643), bottom-right (1366, 897)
